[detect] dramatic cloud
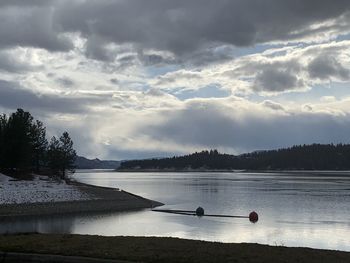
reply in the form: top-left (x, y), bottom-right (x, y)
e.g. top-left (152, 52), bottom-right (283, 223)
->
top-left (254, 67), bottom-right (305, 92)
top-left (0, 50), bottom-right (39, 73)
top-left (0, 3), bottom-right (72, 51)
top-left (0, 80), bottom-right (107, 114)
top-left (1, 1), bottom-right (350, 159)
top-left (308, 55), bottom-right (350, 80)
top-left (1, 1), bottom-right (350, 56)
top-left (51, 96), bottom-right (350, 159)
top-left (150, 40), bottom-right (350, 95)
top-left (54, 0), bottom-right (350, 55)
top-left (132, 97), bottom-right (350, 154)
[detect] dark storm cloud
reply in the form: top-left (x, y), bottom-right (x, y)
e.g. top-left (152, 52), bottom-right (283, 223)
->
top-left (308, 55), bottom-right (350, 80)
top-left (0, 80), bottom-right (104, 113)
top-left (254, 67), bottom-right (305, 92)
top-left (84, 35), bottom-right (115, 61)
top-left (54, 0), bottom-right (350, 56)
top-left (2, 0), bottom-right (350, 58)
top-left (184, 46), bottom-right (235, 67)
top-left (0, 3), bottom-right (72, 52)
top-left (0, 0), bottom-right (54, 7)
top-left (141, 101), bottom-right (350, 153)
top-left (227, 59), bottom-right (305, 93)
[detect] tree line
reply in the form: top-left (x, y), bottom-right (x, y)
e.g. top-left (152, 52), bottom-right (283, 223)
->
top-left (0, 109), bottom-right (76, 179)
top-left (119, 145), bottom-right (350, 170)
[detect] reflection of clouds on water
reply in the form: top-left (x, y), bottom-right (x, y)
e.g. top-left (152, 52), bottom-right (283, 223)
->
top-left (2, 171), bottom-right (350, 252)
top-left (278, 220), bottom-right (350, 226)
top-left (0, 214), bottom-right (75, 234)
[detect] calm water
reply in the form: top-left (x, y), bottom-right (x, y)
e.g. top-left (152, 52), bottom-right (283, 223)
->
top-left (1, 171), bottom-right (350, 251)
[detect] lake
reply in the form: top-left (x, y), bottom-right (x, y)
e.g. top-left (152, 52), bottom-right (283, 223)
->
top-left (1, 171), bottom-right (350, 251)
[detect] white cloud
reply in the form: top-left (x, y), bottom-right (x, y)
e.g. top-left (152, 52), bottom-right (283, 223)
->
top-left (148, 40), bottom-right (350, 96)
top-left (28, 95), bottom-right (350, 159)
top-left (1, 1), bottom-right (350, 159)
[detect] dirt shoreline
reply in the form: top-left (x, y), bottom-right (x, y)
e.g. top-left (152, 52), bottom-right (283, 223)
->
top-left (0, 179), bottom-right (163, 218)
top-left (0, 234), bottom-right (349, 263)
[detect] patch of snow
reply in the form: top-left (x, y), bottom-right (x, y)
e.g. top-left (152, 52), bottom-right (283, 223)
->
top-left (0, 173), bottom-right (92, 204)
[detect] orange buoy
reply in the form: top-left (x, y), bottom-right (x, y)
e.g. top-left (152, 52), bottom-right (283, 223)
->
top-left (249, 211), bottom-right (258, 223)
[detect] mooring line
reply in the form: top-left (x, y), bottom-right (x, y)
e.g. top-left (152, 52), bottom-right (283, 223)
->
top-left (152, 210), bottom-right (197, 216)
top-left (151, 208), bottom-right (258, 222)
top-left (152, 209), bottom-right (197, 213)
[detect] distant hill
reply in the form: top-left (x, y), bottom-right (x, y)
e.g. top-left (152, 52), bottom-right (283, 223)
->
top-left (75, 156), bottom-right (120, 169)
top-left (118, 144), bottom-right (350, 171)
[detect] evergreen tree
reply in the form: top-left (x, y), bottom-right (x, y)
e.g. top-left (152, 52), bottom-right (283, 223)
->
top-left (0, 114), bottom-right (8, 168)
top-left (59, 132), bottom-right (77, 178)
top-left (30, 120), bottom-right (48, 172)
top-left (47, 132), bottom-right (77, 179)
top-left (0, 109), bottom-right (77, 178)
top-left (119, 145), bottom-right (350, 171)
top-left (3, 109), bottom-right (34, 171)
top-left (47, 136), bottom-right (62, 176)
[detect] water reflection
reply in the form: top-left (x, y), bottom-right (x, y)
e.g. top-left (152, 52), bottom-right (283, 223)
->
top-left (0, 214), bottom-right (75, 234)
top-left (1, 171), bottom-right (350, 251)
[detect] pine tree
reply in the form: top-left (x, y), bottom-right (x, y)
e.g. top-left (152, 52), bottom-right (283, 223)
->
top-left (47, 132), bottom-right (77, 179)
top-left (0, 114), bottom-right (8, 168)
top-left (0, 109), bottom-right (78, 177)
top-left (30, 120), bottom-right (48, 172)
top-left (3, 109), bottom-right (34, 172)
top-left (47, 136), bottom-right (62, 176)
top-left (59, 132), bottom-right (77, 178)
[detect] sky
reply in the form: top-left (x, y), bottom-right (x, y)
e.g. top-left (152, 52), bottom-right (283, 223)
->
top-left (1, 0), bottom-right (350, 160)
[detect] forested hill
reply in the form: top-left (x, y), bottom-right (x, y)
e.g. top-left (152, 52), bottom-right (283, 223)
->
top-left (75, 156), bottom-right (120, 169)
top-left (118, 144), bottom-right (350, 171)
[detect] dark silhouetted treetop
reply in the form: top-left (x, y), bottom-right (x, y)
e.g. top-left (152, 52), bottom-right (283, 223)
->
top-left (0, 109), bottom-right (36, 172)
top-left (47, 132), bottom-right (77, 179)
top-left (0, 108), bottom-right (76, 179)
top-left (119, 144), bottom-right (350, 171)
top-left (30, 120), bottom-right (48, 172)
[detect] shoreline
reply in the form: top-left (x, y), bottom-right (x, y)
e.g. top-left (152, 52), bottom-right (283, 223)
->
top-left (0, 178), bottom-right (163, 218)
top-left (116, 169), bottom-right (245, 172)
top-left (0, 234), bottom-right (349, 263)
top-left (116, 168), bottom-right (350, 174)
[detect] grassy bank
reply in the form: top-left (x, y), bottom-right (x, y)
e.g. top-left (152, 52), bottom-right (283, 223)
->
top-left (0, 234), bottom-right (349, 263)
